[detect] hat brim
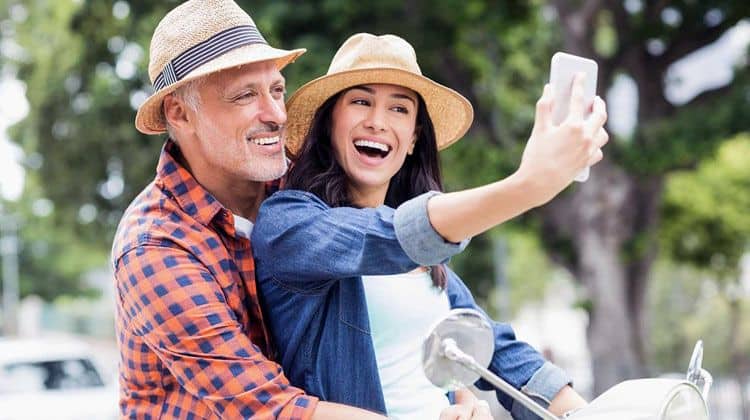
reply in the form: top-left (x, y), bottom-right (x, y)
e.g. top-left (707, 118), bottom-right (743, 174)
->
top-left (135, 43), bottom-right (306, 135)
top-left (285, 67), bottom-right (474, 155)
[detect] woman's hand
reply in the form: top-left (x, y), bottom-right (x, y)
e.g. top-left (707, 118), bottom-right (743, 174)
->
top-left (438, 388), bottom-right (492, 420)
top-left (426, 73), bottom-right (609, 243)
top-left (517, 73), bottom-right (609, 206)
top-left (548, 385), bottom-right (588, 416)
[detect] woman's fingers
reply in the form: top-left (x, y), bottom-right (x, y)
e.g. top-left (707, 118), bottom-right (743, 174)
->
top-left (470, 400), bottom-right (492, 420)
top-left (439, 404), bottom-right (473, 420)
top-left (565, 73), bottom-right (587, 123)
top-left (533, 84), bottom-right (553, 134)
top-left (591, 95), bottom-right (607, 126)
top-left (439, 390), bottom-right (491, 420)
top-left (587, 147), bottom-right (604, 166)
top-left (595, 126), bottom-right (609, 149)
top-left (584, 96), bottom-right (607, 139)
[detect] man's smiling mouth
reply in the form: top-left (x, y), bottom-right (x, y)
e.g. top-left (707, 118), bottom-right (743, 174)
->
top-left (250, 136), bottom-right (280, 146)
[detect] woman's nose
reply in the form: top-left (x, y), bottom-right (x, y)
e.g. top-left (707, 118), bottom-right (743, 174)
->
top-left (362, 106), bottom-right (387, 132)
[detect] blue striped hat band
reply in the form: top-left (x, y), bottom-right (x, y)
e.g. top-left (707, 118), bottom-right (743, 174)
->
top-left (153, 25), bottom-right (267, 91)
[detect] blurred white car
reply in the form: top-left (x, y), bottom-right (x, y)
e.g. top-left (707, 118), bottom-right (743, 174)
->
top-left (0, 337), bottom-right (118, 420)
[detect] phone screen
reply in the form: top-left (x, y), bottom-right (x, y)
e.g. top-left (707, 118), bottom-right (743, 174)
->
top-left (549, 52), bottom-right (598, 181)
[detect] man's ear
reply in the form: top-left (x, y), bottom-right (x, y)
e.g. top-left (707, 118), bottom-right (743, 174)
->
top-left (163, 94), bottom-right (192, 132)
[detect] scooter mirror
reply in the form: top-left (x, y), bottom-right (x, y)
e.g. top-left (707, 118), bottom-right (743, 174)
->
top-left (687, 340), bottom-right (704, 381)
top-left (686, 340), bottom-right (713, 400)
top-left (422, 309), bottom-right (494, 391)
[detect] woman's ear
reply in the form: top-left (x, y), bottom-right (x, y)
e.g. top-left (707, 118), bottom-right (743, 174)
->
top-left (407, 130), bottom-right (418, 155)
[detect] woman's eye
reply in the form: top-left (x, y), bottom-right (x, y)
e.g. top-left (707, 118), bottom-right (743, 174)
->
top-left (392, 106), bottom-right (409, 114)
top-left (352, 99), bottom-right (370, 106)
top-left (272, 86), bottom-right (286, 96)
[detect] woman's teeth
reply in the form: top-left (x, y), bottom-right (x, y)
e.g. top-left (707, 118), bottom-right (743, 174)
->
top-left (353, 139), bottom-right (390, 153)
top-left (252, 136), bottom-right (280, 145)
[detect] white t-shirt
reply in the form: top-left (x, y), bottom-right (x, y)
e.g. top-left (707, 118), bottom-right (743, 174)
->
top-left (233, 213), bottom-right (254, 239)
top-left (362, 270), bottom-right (451, 420)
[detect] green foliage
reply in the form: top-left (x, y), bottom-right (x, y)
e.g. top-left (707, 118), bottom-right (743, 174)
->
top-left (650, 134), bottom-right (750, 375)
top-left (647, 261), bottom-right (749, 375)
top-left (3, 0), bottom-right (749, 316)
top-left (661, 134), bottom-right (750, 278)
top-left (450, 225), bottom-right (554, 319)
top-left (501, 226), bottom-right (555, 315)
top-left (2, 0), bottom-right (548, 299)
top-left (622, 77), bottom-right (750, 175)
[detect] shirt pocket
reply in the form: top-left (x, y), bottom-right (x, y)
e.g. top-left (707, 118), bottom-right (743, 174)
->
top-left (338, 278), bottom-right (371, 335)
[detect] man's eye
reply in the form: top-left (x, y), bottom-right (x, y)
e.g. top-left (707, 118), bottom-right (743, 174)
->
top-left (235, 91), bottom-right (255, 101)
top-left (272, 86), bottom-right (286, 96)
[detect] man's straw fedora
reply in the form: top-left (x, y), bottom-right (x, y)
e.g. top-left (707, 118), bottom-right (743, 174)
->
top-left (285, 33), bottom-right (474, 155)
top-left (135, 0), bottom-right (306, 135)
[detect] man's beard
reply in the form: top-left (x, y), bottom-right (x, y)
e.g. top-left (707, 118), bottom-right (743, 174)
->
top-left (196, 114), bottom-right (288, 182)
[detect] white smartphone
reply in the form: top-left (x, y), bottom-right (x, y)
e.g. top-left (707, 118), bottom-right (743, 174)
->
top-left (549, 52), bottom-right (598, 182)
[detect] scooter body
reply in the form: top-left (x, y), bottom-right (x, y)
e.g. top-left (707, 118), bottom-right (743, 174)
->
top-left (422, 309), bottom-right (712, 420)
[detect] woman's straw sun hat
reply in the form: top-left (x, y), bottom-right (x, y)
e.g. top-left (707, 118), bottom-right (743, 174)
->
top-left (285, 33), bottom-right (474, 155)
top-left (135, 0), bottom-right (306, 135)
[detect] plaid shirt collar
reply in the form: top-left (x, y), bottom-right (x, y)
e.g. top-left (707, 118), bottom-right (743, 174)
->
top-left (155, 139), bottom-right (237, 235)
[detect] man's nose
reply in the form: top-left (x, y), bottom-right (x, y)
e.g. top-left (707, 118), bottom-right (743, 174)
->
top-left (258, 94), bottom-right (287, 127)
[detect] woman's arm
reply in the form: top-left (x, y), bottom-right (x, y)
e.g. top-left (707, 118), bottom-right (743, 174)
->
top-left (252, 190), bottom-right (466, 284)
top-left (548, 385), bottom-right (587, 416)
top-left (428, 78), bottom-right (608, 243)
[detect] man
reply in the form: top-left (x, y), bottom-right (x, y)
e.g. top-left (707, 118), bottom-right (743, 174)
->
top-left (113, 0), bottom-right (494, 418)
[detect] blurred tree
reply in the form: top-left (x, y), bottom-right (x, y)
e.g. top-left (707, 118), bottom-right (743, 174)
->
top-left (1, 0), bottom-right (140, 299)
top-left (530, 2), bottom-right (750, 392)
top-left (4, 0), bottom-right (749, 393)
top-left (656, 134), bottom-right (750, 417)
top-left (3, 0), bottom-right (542, 302)
top-left (648, 259), bottom-right (750, 420)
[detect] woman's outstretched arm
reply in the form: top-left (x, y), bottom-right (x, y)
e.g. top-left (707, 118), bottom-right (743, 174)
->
top-left (428, 75), bottom-right (608, 243)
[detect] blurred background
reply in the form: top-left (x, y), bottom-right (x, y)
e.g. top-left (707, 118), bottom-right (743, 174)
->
top-left (0, 0), bottom-right (748, 418)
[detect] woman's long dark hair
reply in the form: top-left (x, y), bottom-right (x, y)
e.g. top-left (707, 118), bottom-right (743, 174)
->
top-left (285, 88), bottom-right (448, 289)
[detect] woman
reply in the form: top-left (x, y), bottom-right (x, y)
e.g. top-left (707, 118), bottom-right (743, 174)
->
top-left (252, 33), bottom-right (606, 419)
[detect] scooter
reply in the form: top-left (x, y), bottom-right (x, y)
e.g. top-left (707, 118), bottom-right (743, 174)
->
top-left (422, 309), bottom-right (713, 420)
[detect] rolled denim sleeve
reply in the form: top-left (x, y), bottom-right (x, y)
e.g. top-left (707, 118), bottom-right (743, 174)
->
top-left (393, 191), bottom-right (469, 266)
top-left (510, 362), bottom-right (572, 419)
top-left (253, 190), bottom-right (469, 285)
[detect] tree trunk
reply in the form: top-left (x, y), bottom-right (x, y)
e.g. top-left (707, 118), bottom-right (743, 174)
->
top-left (578, 162), bottom-right (638, 393)
top-left (543, 160), bottom-right (663, 394)
top-left (728, 296), bottom-right (750, 420)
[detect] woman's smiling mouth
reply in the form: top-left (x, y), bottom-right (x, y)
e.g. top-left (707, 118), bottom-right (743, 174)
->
top-left (353, 139), bottom-right (391, 159)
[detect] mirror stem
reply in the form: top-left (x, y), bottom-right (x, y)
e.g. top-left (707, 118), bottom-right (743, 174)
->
top-left (442, 338), bottom-right (560, 420)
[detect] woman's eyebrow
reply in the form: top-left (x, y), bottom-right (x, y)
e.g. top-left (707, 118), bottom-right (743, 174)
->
top-left (349, 86), bottom-right (416, 105)
top-left (391, 93), bottom-right (416, 105)
top-left (349, 86), bottom-right (375, 94)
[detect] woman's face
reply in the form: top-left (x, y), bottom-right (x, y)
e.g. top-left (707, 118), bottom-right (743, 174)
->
top-left (330, 84), bottom-right (419, 207)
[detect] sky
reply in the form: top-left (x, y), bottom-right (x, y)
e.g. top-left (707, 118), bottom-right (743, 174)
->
top-left (0, 77), bottom-right (27, 201)
top-left (0, 21), bottom-right (748, 202)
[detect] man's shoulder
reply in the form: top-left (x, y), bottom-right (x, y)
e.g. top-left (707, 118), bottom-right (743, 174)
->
top-left (111, 181), bottom-right (199, 265)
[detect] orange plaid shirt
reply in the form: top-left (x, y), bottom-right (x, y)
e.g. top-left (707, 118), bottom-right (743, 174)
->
top-left (112, 140), bottom-right (318, 419)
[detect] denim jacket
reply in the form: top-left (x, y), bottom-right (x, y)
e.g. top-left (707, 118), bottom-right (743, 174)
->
top-left (252, 190), bottom-right (571, 419)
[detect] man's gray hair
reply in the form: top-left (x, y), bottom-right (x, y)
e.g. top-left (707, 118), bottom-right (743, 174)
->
top-left (165, 78), bottom-right (205, 142)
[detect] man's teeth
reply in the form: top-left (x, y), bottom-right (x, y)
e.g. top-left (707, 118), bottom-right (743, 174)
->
top-left (252, 136), bottom-right (280, 145)
top-left (353, 140), bottom-right (390, 152)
